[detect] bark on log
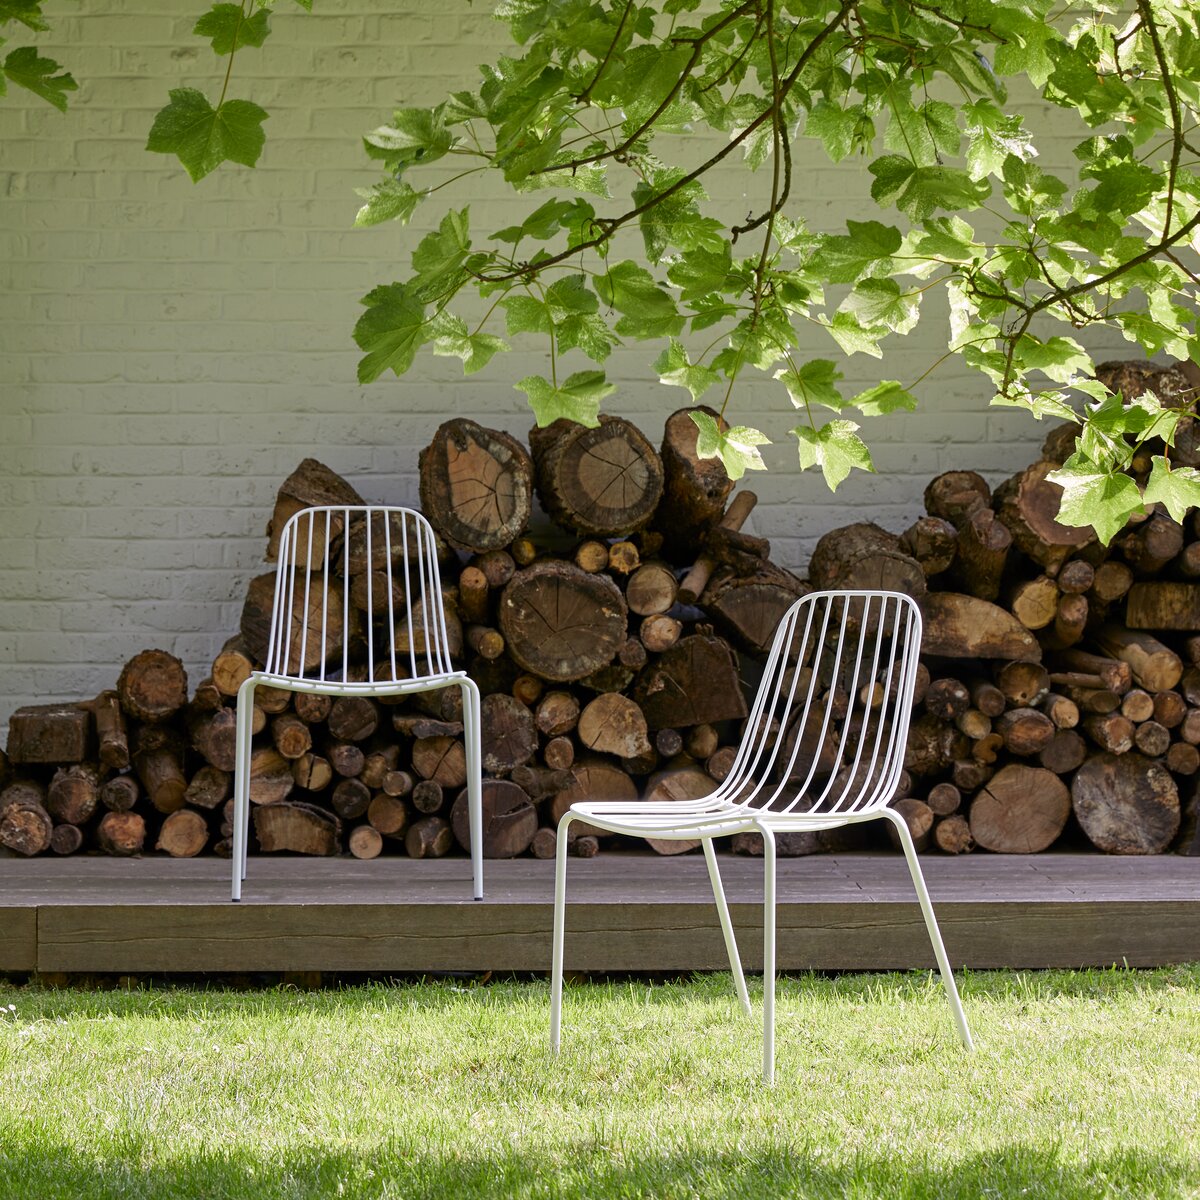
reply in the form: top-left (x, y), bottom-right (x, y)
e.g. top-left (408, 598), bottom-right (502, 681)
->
top-left (1072, 752), bottom-right (1180, 854)
top-left (134, 747), bottom-right (188, 814)
top-left (809, 523), bottom-right (926, 601)
top-left (418, 419), bottom-right (533, 553)
top-left (920, 594), bottom-right (1042, 661)
top-left (925, 679), bottom-right (970, 722)
top-left (190, 707), bottom-right (237, 772)
top-left (1133, 720), bottom-right (1171, 758)
top-left (1167, 742), bottom-right (1200, 776)
top-left (1125, 582), bottom-right (1200, 631)
top-left (676, 489), bottom-right (757, 605)
top-left (1119, 514), bottom-right (1184, 576)
top-left (91, 691), bottom-right (130, 771)
top-left (331, 778), bottom-right (372, 820)
top-left (1042, 694), bottom-right (1080, 730)
top-left (700, 564), bottom-right (808, 655)
top-left (969, 764), bottom-right (1071, 853)
top-left (1083, 713), bottom-right (1135, 755)
top-left (117, 649), bottom-right (189, 724)
top-left (1090, 561), bottom-right (1134, 605)
top-left (46, 764), bottom-right (100, 826)
top-left (411, 780), bottom-right (444, 814)
top-left (499, 560), bottom-right (627, 682)
top-left (212, 637), bottom-right (255, 698)
top-left (96, 810), bottom-right (146, 856)
top-left (1093, 626), bottom-right (1183, 691)
top-left (1057, 559), bottom-right (1095, 595)
top-left (481, 693), bottom-right (537, 773)
top-left (0, 800), bottom-right (53, 856)
top-left (100, 774), bottom-right (140, 813)
top-left (157, 809), bottom-right (209, 858)
top-left (457, 566), bottom-right (490, 625)
top-left (952, 508), bottom-right (1011, 601)
top-left (1052, 649), bottom-right (1131, 694)
top-left (924, 471), bottom-right (991, 528)
top-left (451, 778), bottom-right (537, 859)
top-left (248, 747), bottom-right (295, 806)
top-left (327, 742), bottom-right (365, 778)
top-left (997, 708), bottom-right (1055, 756)
top-left (186, 766), bottom-right (231, 810)
top-left (254, 801), bottom-right (341, 855)
top-left (899, 516), bottom-right (958, 577)
top-left (970, 680), bottom-right (1007, 718)
top-left (994, 460), bottom-right (1094, 573)
top-left (631, 632), bottom-right (748, 729)
top-left (6, 703), bottom-right (90, 765)
top-left (328, 697), bottom-right (380, 743)
top-left (265, 458), bottom-right (363, 564)
top-left (530, 415), bottom-right (663, 538)
top-left (655, 406), bottom-right (735, 562)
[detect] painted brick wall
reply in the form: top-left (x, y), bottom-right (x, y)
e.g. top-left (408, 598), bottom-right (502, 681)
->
top-left (0, 2), bottom-right (1130, 725)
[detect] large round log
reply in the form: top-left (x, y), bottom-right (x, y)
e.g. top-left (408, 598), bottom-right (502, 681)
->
top-left (530, 414), bottom-right (664, 537)
top-left (809, 523), bottom-right (926, 600)
top-left (117, 650), bottom-right (188, 723)
top-left (654, 406), bottom-right (735, 562)
top-left (240, 571), bottom-right (347, 676)
top-left (253, 801), bottom-right (341, 855)
top-left (644, 767), bottom-right (713, 855)
top-left (548, 755), bottom-right (638, 836)
top-left (499, 561), bottom-right (627, 682)
top-left (924, 470), bottom-right (991, 528)
top-left (920, 594), bottom-right (1042, 662)
top-left (1072, 753), bottom-right (1180, 854)
top-left (968, 764), bottom-right (1070, 853)
top-left (700, 565), bottom-right (808, 656)
top-left (994, 459), bottom-right (1094, 573)
top-left (156, 809), bottom-right (209, 858)
top-left (631, 632), bottom-right (748, 730)
top-left (418, 419), bottom-right (533, 553)
top-left (450, 778), bottom-right (537, 859)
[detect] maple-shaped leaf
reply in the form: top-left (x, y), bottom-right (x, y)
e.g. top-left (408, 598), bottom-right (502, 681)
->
top-left (1142, 456), bottom-right (1200, 526)
top-left (852, 380), bottom-right (917, 417)
top-left (516, 371), bottom-right (611, 427)
top-left (655, 339), bottom-right (719, 402)
top-left (775, 359), bottom-right (845, 413)
top-left (792, 420), bottom-right (875, 491)
top-left (691, 411), bottom-right (769, 481)
top-left (193, 3), bottom-right (270, 54)
top-left (353, 282), bottom-right (428, 383)
top-left (354, 179), bottom-right (422, 227)
top-left (1047, 455), bottom-right (1143, 544)
top-left (146, 88), bottom-right (267, 181)
top-left (2, 45), bottom-right (76, 112)
top-left (428, 312), bottom-right (507, 376)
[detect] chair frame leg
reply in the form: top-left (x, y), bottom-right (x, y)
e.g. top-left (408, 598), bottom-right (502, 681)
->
top-left (459, 677), bottom-right (484, 901)
top-left (881, 807), bottom-right (974, 1052)
top-left (702, 838), bottom-right (751, 1015)
top-left (230, 676), bottom-right (258, 903)
top-left (758, 821), bottom-right (777, 1086)
top-left (550, 812), bottom-right (574, 1054)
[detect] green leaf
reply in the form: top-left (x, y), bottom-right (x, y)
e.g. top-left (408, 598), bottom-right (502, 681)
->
top-left (1143, 457), bottom-right (1200, 526)
top-left (815, 220), bottom-right (902, 285)
top-left (145, 88), bottom-right (268, 181)
top-left (869, 156), bottom-right (989, 222)
top-left (1015, 336), bottom-right (1093, 383)
top-left (655, 339), bottom-right (720, 403)
top-left (428, 312), bottom-right (507, 376)
top-left (691, 411), bottom-right (769, 481)
top-left (515, 371), bottom-right (611, 427)
top-left (804, 100), bottom-right (859, 163)
top-left (792, 420), bottom-right (875, 492)
top-left (2, 45), bottom-right (76, 112)
top-left (365, 106), bottom-right (453, 168)
top-left (547, 275), bottom-right (616, 362)
top-left (1047, 456), bottom-right (1144, 545)
top-left (193, 3), bottom-right (270, 54)
top-left (775, 359), bottom-right (845, 413)
top-left (852, 380), bottom-right (917, 417)
top-left (595, 260), bottom-right (684, 339)
top-left (963, 101), bottom-right (1035, 182)
top-left (667, 244), bottom-right (736, 301)
top-left (841, 279), bottom-right (920, 335)
top-left (353, 282), bottom-right (428, 384)
top-left (502, 294), bottom-right (552, 336)
top-left (492, 198), bottom-right (587, 244)
top-left (823, 312), bottom-right (885, 358)
top-left (353, 179), bottom-right (421, 227)
top-left (410, 207), bottom-right (471, 301)
top-left (0, 2), bottom-right (50, 32)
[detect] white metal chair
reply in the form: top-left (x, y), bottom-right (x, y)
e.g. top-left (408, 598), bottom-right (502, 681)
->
top-left (231, 505), bottom-right (483, 902)
top-left (551, 589), bottom-right (972, 1084)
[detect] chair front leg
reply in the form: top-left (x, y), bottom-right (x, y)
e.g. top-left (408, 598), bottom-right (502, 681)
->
top-left (757, 820), bottom-right (777, 1086)
top-left (550, 812), bottom-right (575, 1055)
top-left (458, 677), bottom-right (484, 901)
top-left (230, 676), bottom-right (258, 902)
top-left (880, 807), bottom-right (974, 1052)
top-left (702, 838), bottom-right (751, 1015)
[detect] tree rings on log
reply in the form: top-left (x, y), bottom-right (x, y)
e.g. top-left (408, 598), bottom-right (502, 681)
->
top-left (419, 419), bottom-right (533, 553)
top-left (480, 693), bottom-right (537, 773)
top-left (631, 633), bottom-right (748, 730)
top-left (530, 415), bottom-right (664, 537)
top-left (548, 755), bottom-right (638, 836)
top-left (499, 561), bottom-right (627, 682)
top-left (117, 650), bottom-right (189, 723)
top-left (1071, 752), bottom-right (1180, 854)
top-left (994, 460), bottom-right (1094, 572)
top-left (701, 566), bottom-right (808, 656)
top-left (643, 767), bottom-right (714, 854)
top-left (240, 572), bottom-right (347, 676)
top-left (450, 778), bottom-right (537, 859)
top-left (920, 594), bottom-right (1043, 661)
top-left (968, 764), bottom-right (1070, 853)
top-left (254, 801), bottom-right (340, 855)
top-left (577, 694), bottom-right (651, 760)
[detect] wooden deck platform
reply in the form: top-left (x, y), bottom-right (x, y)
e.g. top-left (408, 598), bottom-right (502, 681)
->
top-left (1, 853), bottom-right (1197, 974)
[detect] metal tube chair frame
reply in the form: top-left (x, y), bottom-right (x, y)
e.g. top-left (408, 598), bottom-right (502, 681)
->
top-left (550, 589), bottom-right (973, 1084)
top-left (230, 505), bottom-right (483, 903)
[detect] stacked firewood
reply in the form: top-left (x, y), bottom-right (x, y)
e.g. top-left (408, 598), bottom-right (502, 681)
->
top-left (3, 360), bottom-right (1198, 860)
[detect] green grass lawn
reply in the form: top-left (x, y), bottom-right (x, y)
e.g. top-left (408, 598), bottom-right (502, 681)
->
top-left (1, 968), bottom-right (1198, 1199)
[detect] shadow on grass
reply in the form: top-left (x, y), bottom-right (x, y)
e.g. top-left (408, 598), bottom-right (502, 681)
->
top-left (0, 1140), bottom-right (1193, 1200)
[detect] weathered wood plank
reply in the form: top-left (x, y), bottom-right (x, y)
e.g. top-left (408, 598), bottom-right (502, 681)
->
top-left (0, 908), bottom-right (36, 971)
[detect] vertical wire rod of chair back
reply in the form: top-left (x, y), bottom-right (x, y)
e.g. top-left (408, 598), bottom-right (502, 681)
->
top-left (709, 590), bottom-right (922, 821)
top-left (265, 506), bottom-right (454, 687)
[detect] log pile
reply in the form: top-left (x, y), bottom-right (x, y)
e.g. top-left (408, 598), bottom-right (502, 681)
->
top-left (4, 362), bottom-right (1199, 861)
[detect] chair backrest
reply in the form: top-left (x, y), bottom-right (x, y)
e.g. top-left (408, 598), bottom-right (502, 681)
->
top-left (264, 505), bottom-right (454, 686)
top-left (723, 590), bottom-right (922, 818)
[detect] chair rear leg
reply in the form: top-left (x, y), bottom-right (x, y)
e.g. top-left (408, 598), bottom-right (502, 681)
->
top-left (459, 678), bottom-right (484, 901)
top-left (231, 677), bottom-right (257, 902)
top-left (881, 808), bottom-right (974, 1052)
top-left (702, 838), bottom-right (751, 1015)
top-left (550, 813), bottom-right (574, 1055)
top-left (759, 822), bottom-right (777, 1086)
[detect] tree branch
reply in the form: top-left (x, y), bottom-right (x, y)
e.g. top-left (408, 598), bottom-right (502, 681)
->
top-left (575, 0), bottom-right (635, 105)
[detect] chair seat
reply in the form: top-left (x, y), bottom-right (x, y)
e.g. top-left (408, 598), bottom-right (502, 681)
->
top-left (568, 799), bottom-right (885, 838)
top-left (249, 670), bottom-right (468, 696)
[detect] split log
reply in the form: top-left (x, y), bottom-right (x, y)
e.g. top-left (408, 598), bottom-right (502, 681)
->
top-left (157, 809), bottom-right (209, 858)
top-left (265, 457), bottom-right (363, 564)
top-left (412, 736), bottom-right (468, 789)
top-left (677, 490), bottom-right (758, 605)
top-left (920, 594), bottom-right (1042, 661)
top-left (1039, 729), bottom-right (1087, 774)
top-left (626, 563), bottom-right (678, 616)
top-left (134, 747), bottom-right (188, 814)
top-left (391, 715), bottom-right (464, 739)
top-left (348, 825), bottom-right (384, 859)
top-left (0, 800), bottom-right (53, 856)
top-left (240, 571), bottom-right (346, 676)
top-left (1072, 753), bottom-right (1180, 854)
top-left (655, 406), bottom-right (735, 561)
top-left (46, 764), bottom-right (100, 826)
top-left (899, 516), bottom-right (958, 577)
top-left (96, 810), bottom-right (146, 856)
top-left (7, 703), bottom-right (90, 764)
top-left (643, 767), bottom-right (714, 855)
top-left (499, 561), bottom-right (627, 682)
top-left (90, 691), bottom-right (129, 770)
top-left (117, 650), bottom-right (188, 723)
top-left (481, 693), bottom-right (537, 773)
top-left (190, 707), bottom-right (237, 772)
top-left (577, 694), bottom-right (651, 760)
top-left (247, 747), bottom-right (294, 806)
top-left (1093, 626), bottom-right (1182, 692)
top-left (924, 470), bottom-right (991, 527)
top-left (631, 632), bottom-right (747, 729)
top-left (254, 801), bottom-right (341, 855)
top-left (212, 637), bottom-right (255, 697)
top-left (186, 766), bottom-right (231, 810)
top-left (969, 764), bottom-right (1071, 853)
top-left (809, 523), bottom-right (926, 601)
top-left (701, 564), bottom-right (808, 655)
top-left (451, 778), bottom-right (537, 858)
top-left (530, 414), bottom-right (663, 538)
top-left (405, 816), bottom-right (453, 859)
top-left (1125, 582), bottom-right (1200, 631)
top-left (536, 692), bottom-right (580, 738)
top-left (1008, 576), bottom-right (1059, 631)
top-left (100, 775), bottom-right (140, 813)
top-left (994, 459), bottom-right (1094, 573)
top-left (934, 814), bottom-right (974, 854)
top-left (418, 419), bottom-right (533, 552)
top-left (952, 508), bottom-right (1011, 601)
